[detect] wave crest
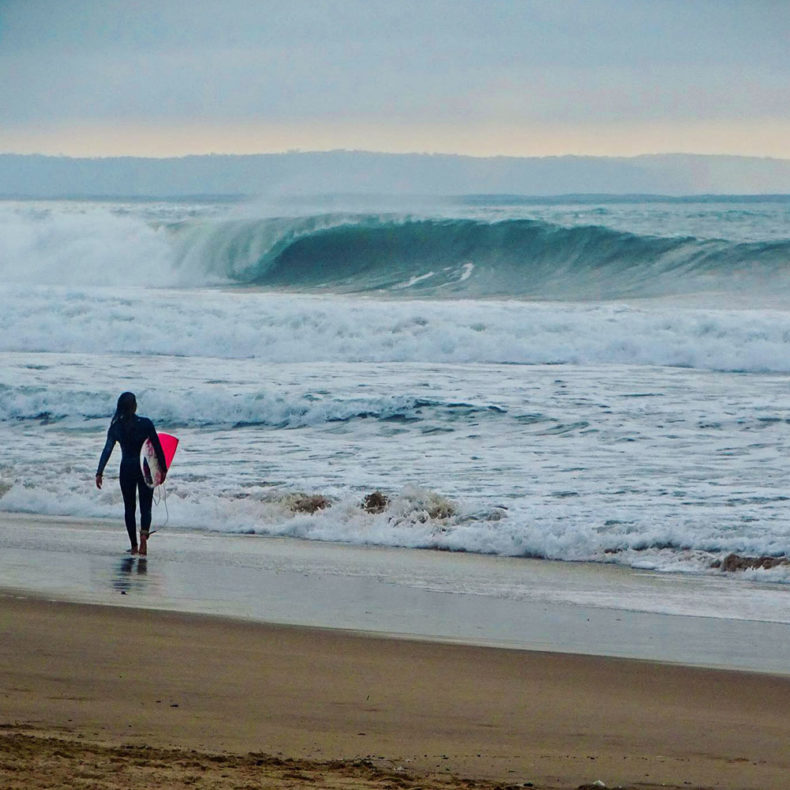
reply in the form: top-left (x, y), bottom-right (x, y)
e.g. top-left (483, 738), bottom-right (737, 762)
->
top-left (4, 204), bottom-right (790, 300)
top-left (170, 213), bottom-right (790, 300)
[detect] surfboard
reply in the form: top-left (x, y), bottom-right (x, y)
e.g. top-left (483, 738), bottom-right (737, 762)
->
top-left (141, 432), bottom-right (179, 488)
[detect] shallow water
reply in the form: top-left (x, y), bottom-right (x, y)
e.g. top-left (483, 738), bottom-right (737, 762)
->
top-left (3, 514), bottom-right (790, 673)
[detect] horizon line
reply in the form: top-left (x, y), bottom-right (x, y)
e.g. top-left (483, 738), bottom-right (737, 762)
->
top-left (2, 149), bottom-right (789, 164)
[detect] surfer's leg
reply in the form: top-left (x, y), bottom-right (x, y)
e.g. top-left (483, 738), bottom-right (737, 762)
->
top-left (119, 474), bottom-right (138, 552)
top-left (138, 478), bottom-right (153, 556)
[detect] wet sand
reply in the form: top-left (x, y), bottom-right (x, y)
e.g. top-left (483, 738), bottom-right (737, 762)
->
top-left (3, 593), bottom-right (790, 790)
top-left (2, 513), bottom-right (790, 674)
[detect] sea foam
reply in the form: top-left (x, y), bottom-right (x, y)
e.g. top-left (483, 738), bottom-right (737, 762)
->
top-left (2, 285), bottom-right (790, 373)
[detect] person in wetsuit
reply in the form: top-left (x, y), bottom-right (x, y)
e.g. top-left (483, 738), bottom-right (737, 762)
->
top-left (96, 392), bottom-right (166, 555)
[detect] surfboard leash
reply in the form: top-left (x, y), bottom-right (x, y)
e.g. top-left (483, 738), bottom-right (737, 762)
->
top-left (149, 482), bottom-right (170, 536)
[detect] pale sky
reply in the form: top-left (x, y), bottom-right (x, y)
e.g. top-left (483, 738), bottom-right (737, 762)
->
top-left (2, 0), bottom-right (789, 159)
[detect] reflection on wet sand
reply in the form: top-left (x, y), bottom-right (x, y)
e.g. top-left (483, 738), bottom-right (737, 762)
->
top-left (112, 556), bottom-right (148, 595)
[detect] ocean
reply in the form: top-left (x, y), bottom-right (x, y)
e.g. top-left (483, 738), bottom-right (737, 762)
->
top-left (2, 195), bottom-right (790, 602)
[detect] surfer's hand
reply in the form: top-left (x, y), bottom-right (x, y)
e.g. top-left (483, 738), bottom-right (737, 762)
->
top-left (95, 474), bottom-right (103, 489)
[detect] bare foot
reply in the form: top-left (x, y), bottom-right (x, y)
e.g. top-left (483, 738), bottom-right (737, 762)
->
top-left (128, 547), bottom-right (138, 555)
top-left (139, 532), bottom-right (148, 556)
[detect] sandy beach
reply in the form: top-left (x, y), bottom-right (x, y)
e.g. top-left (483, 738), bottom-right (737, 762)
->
top-left (2, 591), bottom-right (789, 790)
top-left (2, 516), bottom-right (790, 789)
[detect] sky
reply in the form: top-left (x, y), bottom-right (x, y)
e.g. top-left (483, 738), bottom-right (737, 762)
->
top-left (1, 0), bottom-right (789, 159)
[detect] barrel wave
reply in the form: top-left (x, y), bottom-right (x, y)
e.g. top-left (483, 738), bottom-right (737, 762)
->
top-left (3, 203), bottom-right (789, 300)
top-left (173, 214), bottom-right (790, 300)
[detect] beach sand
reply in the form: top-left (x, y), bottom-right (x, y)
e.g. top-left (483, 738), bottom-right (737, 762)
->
top-left (2, 594), bottom-right (790, 790)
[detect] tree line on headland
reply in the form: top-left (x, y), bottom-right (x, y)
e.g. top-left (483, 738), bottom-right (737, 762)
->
top-left (2, 150), bottom-right (790, 199)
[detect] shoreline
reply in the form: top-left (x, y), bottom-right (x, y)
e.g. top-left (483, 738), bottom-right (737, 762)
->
top-left (3, 593), bottom-right (790, 790)
top-left (2, 512), bottom-right (790, 675)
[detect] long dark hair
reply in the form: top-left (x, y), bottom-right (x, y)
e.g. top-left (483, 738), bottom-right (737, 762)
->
top-left (111, 392), bottom-right (137, 426)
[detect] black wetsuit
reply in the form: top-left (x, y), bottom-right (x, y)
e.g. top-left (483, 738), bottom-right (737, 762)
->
top-left (97, 415), bottom-right (166, 547)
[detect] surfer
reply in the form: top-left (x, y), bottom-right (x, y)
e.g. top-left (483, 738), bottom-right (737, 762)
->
top-left (96, 392), bottom-right (166, 556)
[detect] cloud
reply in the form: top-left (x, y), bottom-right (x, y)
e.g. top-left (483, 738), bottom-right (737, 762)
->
top-left (2, 0), bottom-right (788, 156)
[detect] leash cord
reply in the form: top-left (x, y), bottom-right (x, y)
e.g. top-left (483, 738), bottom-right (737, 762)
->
top-left (152, 482), bottom-right (170, 532)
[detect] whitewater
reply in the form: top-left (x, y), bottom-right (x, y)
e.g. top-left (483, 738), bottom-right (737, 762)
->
top-left (2, 195), bottom-right (790, 602)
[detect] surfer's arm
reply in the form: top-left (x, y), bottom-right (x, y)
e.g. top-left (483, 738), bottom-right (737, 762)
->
top-left (96, 429), bottom-right (116, 484)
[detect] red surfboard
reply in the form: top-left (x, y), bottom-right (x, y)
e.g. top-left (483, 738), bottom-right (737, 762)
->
top-left (141, 432), bottom-right (179, 488)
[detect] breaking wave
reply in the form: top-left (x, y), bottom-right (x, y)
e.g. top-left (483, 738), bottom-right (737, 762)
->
top-left (0, 384), bottom-right (507, 429)
top-left (172, 214), bottom-right (790, 300)
top-left (3, 285), bottom-right (790, 372)
top-left (3, 203), bottom-right (790, 301)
